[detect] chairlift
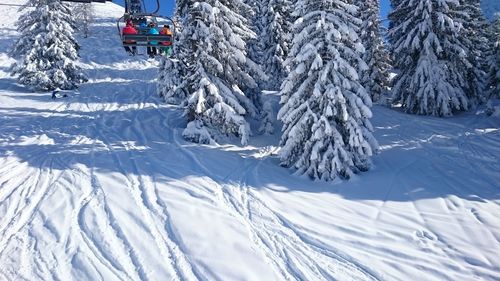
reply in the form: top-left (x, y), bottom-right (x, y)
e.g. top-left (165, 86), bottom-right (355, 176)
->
top-left (60, 0), bottom-right (175, 56)
top-left (118, 15), bottom-right (175, 49)
top-left (118, 0), bottom-right (175, 55)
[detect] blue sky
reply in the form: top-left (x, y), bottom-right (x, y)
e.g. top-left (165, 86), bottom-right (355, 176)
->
top-left (113, 0), bottom-right (392, 18)
top-left (380, 0), bottom-right (391, 20)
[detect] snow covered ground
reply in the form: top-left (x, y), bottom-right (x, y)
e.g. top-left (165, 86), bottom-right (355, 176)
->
top-left (1, 1), bottom-right (500, 280)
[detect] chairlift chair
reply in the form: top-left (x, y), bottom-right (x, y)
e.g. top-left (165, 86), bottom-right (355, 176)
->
top-left (60, 0), bottom-right (175, 56)
top-left (119, 15), bottom-right (174, 48)
top-left (118, 0), bottom-right (176, 53)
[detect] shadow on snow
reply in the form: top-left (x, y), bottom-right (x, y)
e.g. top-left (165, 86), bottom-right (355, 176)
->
top-left (1, 84), bottom-right (499, 203)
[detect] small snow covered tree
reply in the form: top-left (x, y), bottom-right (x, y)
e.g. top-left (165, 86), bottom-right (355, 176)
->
top-left (258, 98), bottom-right (275, 134)
top-left (71, 2), bottom-right (94, 38)
top-left (261, 0), bottom-right (293, 90)
top-left (357, 0), bottom-right (392, 102)
top-left (177, 0), bottom-right (262, 145)
top-left (487, 13), bottom-right (500, 98)
top-left (10, 0), bottom-right (86, 91)
top-left (278, 0), bottom-right (378, 181)
top-left (388, 0), bottom-right (471, 116)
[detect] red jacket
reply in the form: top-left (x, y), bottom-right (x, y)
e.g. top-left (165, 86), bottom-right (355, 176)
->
top-left (122, 25), bottom-right (138, 43)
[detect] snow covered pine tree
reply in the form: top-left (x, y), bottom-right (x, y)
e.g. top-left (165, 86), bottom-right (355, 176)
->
top-left (177, 0), bottom-right (262, 145)
top-left (357, 0), bottom-right (391, 103)
top-left (261, 0), bottom-right (293, 90)
top-left (278, 0), bottom-right (378, 181)
top-left (388, 0), bottom-right (472, 116)
top-left (10, 0), bottom-right (87, 91)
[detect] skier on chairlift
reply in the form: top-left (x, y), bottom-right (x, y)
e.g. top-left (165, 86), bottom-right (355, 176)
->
top-left (137, 17), bottom-right (147, 27)
top-left (122, 20), bottom-right (138, 55)
top-left (159, 25), bottom-right (173, 56)
top-left (146, 22), bottom-right (159, 58)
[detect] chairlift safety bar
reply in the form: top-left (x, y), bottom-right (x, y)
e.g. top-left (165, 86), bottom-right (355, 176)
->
top-left (122, 34), bottom-right (172, 43)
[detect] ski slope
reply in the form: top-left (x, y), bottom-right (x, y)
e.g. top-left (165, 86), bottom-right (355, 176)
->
top-left (1, 1), bottom-right (500, 280)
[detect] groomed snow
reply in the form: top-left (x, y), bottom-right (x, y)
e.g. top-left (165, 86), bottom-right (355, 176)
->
top-left (0, 1), bottom-right (499, 280)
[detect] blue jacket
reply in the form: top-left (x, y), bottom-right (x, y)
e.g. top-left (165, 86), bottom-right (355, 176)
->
top-left (148, 27), bottom-right (159, 45)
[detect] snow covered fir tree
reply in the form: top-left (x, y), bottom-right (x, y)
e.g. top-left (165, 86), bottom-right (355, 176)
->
top-left (260, 0), bottom-right (293, 90)
top-left (278, 0), bottom-right (378, 181)
top-left (10, 0), bottom-right (87, 91)
top-left (159, 0), bottom-right (263, 145)
top-left (357, 0), bottom-right (392, 103)
top-left (388, 0), bottom-right (473, 116)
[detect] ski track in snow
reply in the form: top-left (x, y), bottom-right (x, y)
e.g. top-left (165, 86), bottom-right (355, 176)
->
top-left (216, 184), bottom-right (379, 281)
top-left (1, 1), bottom-right (500, 281)
top-left (88, 93), bottom-right (200, 281)
top-left (167, 126), bottom-right (379, 281)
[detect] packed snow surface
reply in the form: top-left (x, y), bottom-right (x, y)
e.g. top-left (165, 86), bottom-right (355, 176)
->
top-left (1, 1), bottom-right (500, 280)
